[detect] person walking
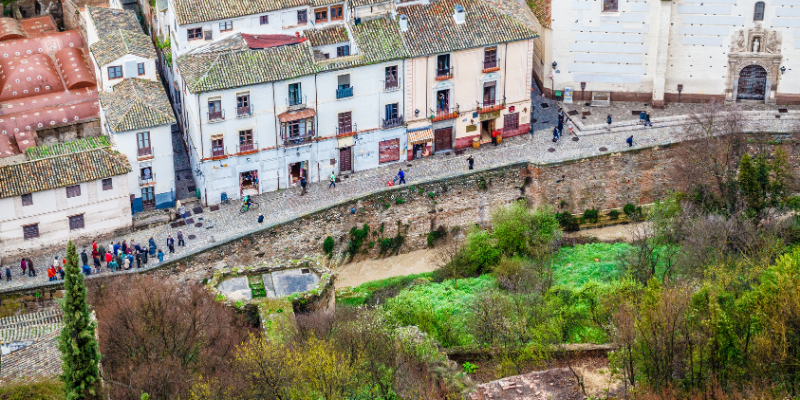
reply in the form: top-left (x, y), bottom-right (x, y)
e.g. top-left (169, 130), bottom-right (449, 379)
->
top-left (122, 240), bottom-right (128, 254)
top-left (167, 235), bottom-right (175, 254)
top-left (606, 114), bottom-right (612, 131)
top-left (644, 112), bottom-right (652, 127)
top-left (177, 231), bottom-right (185, 247)
top-left (626, 135), bottom-right (634, 147)
top-left (397, 169), bottom-right (406, 185)
top-left (5, 266), bottom-right (10, 282)
top-left (257, 213), bottom-right (264, 225)
top-left (20, 259), bottom-right (26, 277)
top-left (568, 120), bottom-right (575, 136)
top-left (557, 120), bottom-right (563, 136)
top-left (157, 249), bottom-right (164, 263)
top-left (552, 127), bottom-right (559, 142)
top-left (80, 248), bottom-right (89, 267)
top-left (639, 111), bottom-right (646, 126)
top-left (93, 253), bottom-right (101, 270)
top-left (27, 259), bottom-right (35, 277)
top-left (47, 265), bottom-right (56, 281)
top-left (300, 175), bottom-right (308, 196)
top-left (467, 155), bottom-right (474, 170)
top-left (104, 252), bottom-right (112, 269)
top-left (148, 237), bottom-right (157, 256)
top-left (98, 243), bottom-right (106, 263)
top-left (329, 172), bottom-right (336, 188)
top-left (92, 240), bottom-right (97, 251)
top-left (491, 129), bottom-right (499, 146)
top-left (57, 265), bottom-right (65, 280)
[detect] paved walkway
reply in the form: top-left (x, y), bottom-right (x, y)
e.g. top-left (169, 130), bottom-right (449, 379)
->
top-left (1, 90), bottom-right (794, 291)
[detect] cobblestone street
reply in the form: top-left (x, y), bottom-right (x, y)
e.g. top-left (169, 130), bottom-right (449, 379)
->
top-left (2, 92), bottom-right (797, 292)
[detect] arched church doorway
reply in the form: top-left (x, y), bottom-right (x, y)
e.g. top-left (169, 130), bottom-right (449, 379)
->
top-left (737, 65), bottom-right (767, 101)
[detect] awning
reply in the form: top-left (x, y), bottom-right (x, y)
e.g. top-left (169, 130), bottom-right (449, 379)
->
top-left (408, 129), bottom-right (433, 145)
top-left (278, 108), bottom-right (316, 123)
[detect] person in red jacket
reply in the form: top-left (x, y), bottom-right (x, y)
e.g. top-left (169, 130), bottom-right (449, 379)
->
top-left (491, 130), bottom-right (499, 146)
top-left (47, 266), bottom-right (56, 282)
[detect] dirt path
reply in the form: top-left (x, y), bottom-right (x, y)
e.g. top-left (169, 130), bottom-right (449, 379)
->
top-left (335, 249), bottom-right (440, 288)
top-left (567, 222), bottom-right (649, 242)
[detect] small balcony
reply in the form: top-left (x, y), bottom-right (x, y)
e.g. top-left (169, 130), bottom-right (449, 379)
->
top-left (430, 105), bottom-right (459, 122)
top-left (139, 173), bottom-right (156, 186)
top-left (336, 86), bottom-right (353, 99)
top-left (436, 66), bottom-right (453, 81)
top-left (483, 58), bottom-right (500, 72)
top-left (335, 123), bottom-right (357, 136)
top-left (211, 147), bottom-right (226, 158)
top-left (382, 116), bottom-right (404, 129)
top-left (237, 105), bottom-right (252, 117)
top-left (283, 132), bottom-right (315, 147)
top-left (477, 97), bottom-right (505, 114)
top-left (137, 146), bottom-right (153, 159)
top-left (208, 110), bottom-right (225, 122)
top-left (287, 95), bottom-right (307, 111)
top-left (384, 77), bottom-right (400, 92)
top-left (237, 142), bottom-right (257, 154)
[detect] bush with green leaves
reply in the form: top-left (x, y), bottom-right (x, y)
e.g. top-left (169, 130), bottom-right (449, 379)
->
top-left (347, 224), bottom-right (370, 257)
top-left (609, 210), bottom-right (620, 220)
top-left (623, 203), bottom-right (643, 220)
top-left (462, 362), bottom-right (478, 374)
top-left (556, 212), bottom-right (579, 232)
top-left (491, 200), bottom-right (561, 258)
top-left (322, 236), bottom-right (335, 256)
top-left (583, 208), bottom-right (600, 224)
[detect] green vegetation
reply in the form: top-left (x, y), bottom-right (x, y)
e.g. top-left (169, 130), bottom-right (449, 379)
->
top-left (322, 236), bottom-right (335, 256)
top-left (346, 224), bottom-right (369, 258)
top-left (582, 208), bottom-right (599, 224)
top-left (26, 136), bottom-right (110, 160)
top-left (336, 272), bottom-right (434, 307)
top-left (551, 242), bottom-right (630, 286)
top-left (58, 241), bottom-right (100, 400)
top-left (0, 380), bottom-right (64, 400)
top-left (248, 275), bottom-right (266, 298)
top-left (609, 209), bottom-right (620, 220)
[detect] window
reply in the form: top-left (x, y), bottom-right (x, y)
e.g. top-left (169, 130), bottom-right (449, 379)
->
top-left (69, 214), bottom-right (84, 231)
top-left (336, 74), bottom-right (352, 98)
top-left (315, 7), bottom-right (328, 22)
top-left (142, 187), bottom-right (155, 209)
top-left (187, 27), bottom-right (203, 40)
top-left (282, 118), bottom-right (313, 139)
top-left (137, 62), bottom-right (145, 76)
top-left (436, 89), bottom-right (450, 112)
top-left (288, 83), bottom-right (302, 105)
top-left (385, 103), bottom-right (399, 120)
top-left (220, 20), bottom-right (233, 31)
top-left (338, 112), bottom-right (352, 134)
top-left (337, 74), bottom-right (350, 90)
top-left (140, 166), bottom-right (153, 181)
top-left (297, 10), bottom-right (308, 24)
top-left (337, 45), bottom-right (350, 57)
top-left (66, 185), bottom-right (81, 198)
top-left (754, 1), bottom-right (765, 20)
top-left (436, 54), bottom-right (451, 77)
top-left (102, 178), bottom-right (113, 191)
top-left (260, 15), bottom-right (269, 25)
top-left (603, 0), bottom-right (618, 12)
top-left (21, 193), bottom-right (32, 206)
top-left (331, 5), bottom-right (343, 20)
top-left (483, 46), bottom-right (497, 70)
top-left (237, 93), bottom-right (251, 116)
top-left (385, 65), bottom-right (398, 89)
top-left (212, 137), bottom-right (224, 157)
top-left (483, 82), bottom-right (497, 106)
top-left (239, 129), bottom-right (254, 152)
top-left (23, 224), bottom-right (39, 240)
top-left (384, 103), bottom-right (400, 128)
top-left (108, 66), bottom-right (122, 79)
top-left (137, 131), bottom-right (151, 157)
top-left (208, 99), bottom-right (223, 120)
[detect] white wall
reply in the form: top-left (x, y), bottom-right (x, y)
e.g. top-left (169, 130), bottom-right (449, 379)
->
top-left (97, 54), bottom-right (159, 92)
top-left (112, 124), bottom-right (176, 202)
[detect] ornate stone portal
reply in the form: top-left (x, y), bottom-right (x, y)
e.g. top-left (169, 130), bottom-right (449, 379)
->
top-left (726, 24), bottom-right (783, 103)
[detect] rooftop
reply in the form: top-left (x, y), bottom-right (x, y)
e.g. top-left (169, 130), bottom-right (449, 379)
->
top-left (0, 309), bottom-right (63, 384)
top-left (303, 25), bottom-right (349, 47)
top-left (26, 135), bottom-right (111, 160)
top-left (173, 0), bottom-right (309, 26)
top-left (99, 79), bottom-right (176, 132)
top-left (0, 147), bottom-right (131, 199)
top-left (88, 6), bottom-right (143, 37)
top-left (90, 29), bottom-right (157, 66)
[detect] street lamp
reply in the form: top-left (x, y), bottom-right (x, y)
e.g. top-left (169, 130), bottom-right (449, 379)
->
top-left (677, 84), bottom-right (684, 103)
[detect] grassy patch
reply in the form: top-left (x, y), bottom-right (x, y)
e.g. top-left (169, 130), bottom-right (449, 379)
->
top-left (0, 379), bottom-right (64, 400)
top-left (257, 298), bottom-right (294, 343)
top-left (551, 242), bottom-right (631, 287)
top-left (248, 275), bottom-right (266, 298)
top-left (336, 272), bottom-right (434, 306)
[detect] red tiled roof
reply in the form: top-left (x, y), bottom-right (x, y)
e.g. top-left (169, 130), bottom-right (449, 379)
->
top-left (241, 33), bottom-right (307, 49)
top-left (55, 48), bottom-right (96, 90)
top-left (278, 108), bottom-right (316, 122)
top-left (0, 30), bottom-right (84, 58)
top-left (18, 16), bottom-right (57, 37)
top-left (0, 53), bottom-right (65, 102)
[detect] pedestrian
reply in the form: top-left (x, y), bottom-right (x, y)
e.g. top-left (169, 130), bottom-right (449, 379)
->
top-left (157, 249), bottom-right (164, 263)
top-left (397, 169), bottom-right (406, 185)
top-left (148, 237), bottom-right (156, 256)
top-left (645, 112), bottom-right (652, 127)
top-left (557, 120), bottom-right (563, 136)
top-left (105, 251), bottom-right (112, 267)
top-left (467, 155), bottom-right (474, 170)
top-left (167, 235), bottom-right (175, 253)
top-left (109, 257), bottom-right (118, 272)
top-left (80, 248), bottom-right (88, 267)
top-left (57, 266), bottom-right (65, 280)
top-left (82, 264), bottom-right (92, 275)
top-left (142, 248), bottom-right (148, 265)
top-left (93, 254), bottom-right (101, 270)
top-left (91, 247), bottom-right (98, 261)
top-left (626, 135), bottom-right (634, 147)
top-left (123, 255), bottom-right (131, 270)
top-left (20, 258), bottom-right (26, 276)
top-left (113, 241), bottom-right (121, 256)
top-left (639, 111), bottom-right (646, 126)
top-left (98, 243), bottom-right (106, 262)
top-left (491, 129), bottom-right (499, 146)
top-left (257, 213), bottom-right (264, 225)
top-left (552, 127), bottom-right (559, 142)
top-left (568, 120), bottom-right (575, 136)
top-left (5, 266), bottom-right (10, 282)
top-left (122, 240), bottom-right (128, 254)
top-left (135, 252), bottom-right (142, 269)
top-left (558, 108), bottom-right (565, 123)
top-left (47, 266), bottom-right (56, 282)
top-left (92, 240), bottom-right (97, 251)
top-left (300, 175), bottom-right (308, 196)
top-left (27, 258), bottom-right (35, 277)
top-left (607, 114), bottom-right (612, 131)
top-left (177, 231), bottom-right (185, 247)
top-left (329, 171), bottom-right (336, 188)
top-left (133, 241), bottom-right (142, 253)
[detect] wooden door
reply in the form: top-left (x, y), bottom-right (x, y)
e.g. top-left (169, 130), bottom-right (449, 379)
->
top-left (338, 112), bottom-right (352, 134)
top-left (434, 128), bottom-right (452, 152)
top-left (339, 147), bottom-right (352, 172)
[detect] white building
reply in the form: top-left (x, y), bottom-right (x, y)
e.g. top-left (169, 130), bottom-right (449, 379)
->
top-left (533, 0), bottom-right (800, 106)
top-left (99, 79), bottom-right (178, 211)
top-left (0, 148), bottom-right (132, 259)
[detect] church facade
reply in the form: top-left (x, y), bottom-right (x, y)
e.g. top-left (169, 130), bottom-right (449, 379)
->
top-left (530, 0), bottom-right (800, 106)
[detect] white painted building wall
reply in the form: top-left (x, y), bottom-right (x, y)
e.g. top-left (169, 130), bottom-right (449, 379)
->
top-left (94, 54), bottom-right (159, 92)
top-left (0, 175), bottom-right (132, 259)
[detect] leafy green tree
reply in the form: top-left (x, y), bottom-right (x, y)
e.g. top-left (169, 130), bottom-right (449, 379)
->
top-left (462, 228), bottom-right (500, 275)
top-left (738, 153), bottom-right (762, 214)
top-left (491, 201), bottom-right (561, 258)
top-left (58, 241), bottom-right (101, 400)
top-left (770, 147), bottom-right (791, 206)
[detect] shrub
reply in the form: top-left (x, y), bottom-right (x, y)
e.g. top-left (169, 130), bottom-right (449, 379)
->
top-left (427, 225), bottom-right (448, 248)
top-left (609, 210), bottom-right (620, 220)
top-left (347, 224), bottom-right (370, 257)
top-left (322, 236), bottom-right (335, 256)
top-left (462, 229), bottom-right (501, 276)
top-left (396, 198), bottom-right (406, 205)
top-left (583, 208), bottom-right (600, 224)
top-left (556, 212), bottom-right (579, 232)
top-left (379, 235), bottom-right (405, 256)
top-left (462, 362), bottom-right (478, 374)
top-left (0, 380), bottom-right (64, 400)
top-left (491, 201), bottom-right (561, 257)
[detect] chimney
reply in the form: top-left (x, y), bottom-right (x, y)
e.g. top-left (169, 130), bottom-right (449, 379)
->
top-left (453, 5), bottom-right (465, 24)
top-left (399, 14), bottom-right (408, 31)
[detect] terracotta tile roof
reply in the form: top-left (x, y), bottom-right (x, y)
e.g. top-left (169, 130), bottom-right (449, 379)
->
top-left (303, 25), bottom-right (349, 47)
top-left (99, 79), bottom-right (176, 132)
top-left (0, 147), bottom-right (131, 198)
top-left (88, 6), bottom-right (143, 37)
top-left (90, 29), bottom-right (157, 66)
top-left (351, 0), bottom-right (388, 8)
top-left (242, 33), bottom-right (308, 48)
top-left (186, 34), bottom-right (250, 55)
top-left (0, 309), bottom-right (63, 384)
top-left (311, 0), bottom-right (343, 6)
top-left (173, 0), bottom-right (310, 26)
top-left (26, 136), bottom-right (111, 160)
top-left (524, 0), bottom-right (550, 29)
top-left (319, 15), bottom-right (407, 68)
top-left (177, 37), bottom-right (319, 93)
top-left (399, 0), bottom-right (538, 57)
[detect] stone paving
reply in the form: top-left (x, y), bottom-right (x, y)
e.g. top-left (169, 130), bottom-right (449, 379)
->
top-left (0, 89), bottom-right (795, 292)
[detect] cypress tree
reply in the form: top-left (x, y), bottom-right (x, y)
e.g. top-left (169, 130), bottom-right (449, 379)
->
top-left (738, 153), bottom-right (762, 213)
top-left (771, 147), bottom-right (790, 206)
top-left (58, 240), bottom-right (101, 400)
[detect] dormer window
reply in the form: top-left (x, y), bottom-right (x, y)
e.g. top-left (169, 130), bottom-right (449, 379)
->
top-left (337, 45), bottom-right (350, 57)
top-left (187, 27), bottom-right (202, 40)
top-left (220, 21), bottom-right (233, 31)
top-left (331, 5), bottom-right (343, 20)
top-left (298, 10), bottom-right (308, 24)
top-left (315, 7), bottom-right (328, 23)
